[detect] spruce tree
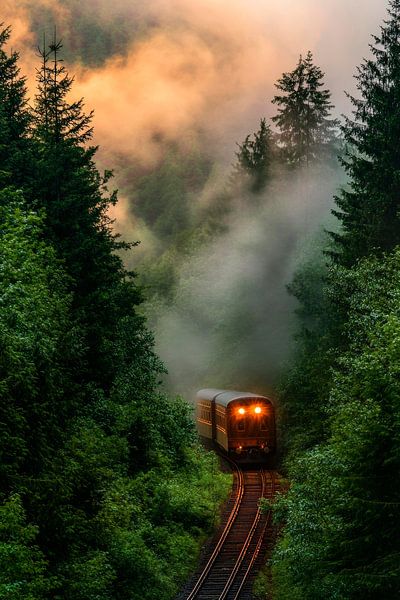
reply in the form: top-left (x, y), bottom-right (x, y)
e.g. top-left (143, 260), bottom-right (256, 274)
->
top-left (272, 51), bottom-right (338, 167)
top-left (31, 36), bottom-right (140, 390)
top-left (332, 0), bottom-right (400, 266)
top-left (232, 118), bottom-right (275, 194)
top-left (0, 25), bottom-right (32, 189)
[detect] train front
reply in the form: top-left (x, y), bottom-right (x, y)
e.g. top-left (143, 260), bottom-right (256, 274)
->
top-left (226, 395), bottom-right (275, 461)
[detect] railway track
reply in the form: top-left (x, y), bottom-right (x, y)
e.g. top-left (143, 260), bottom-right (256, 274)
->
top-left (180, 460), bottom-right (276, 600)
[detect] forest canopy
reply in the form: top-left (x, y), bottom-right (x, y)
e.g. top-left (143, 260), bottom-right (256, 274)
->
top-left (269, 2), bottom-right (400, 599)
top-left (0, 25), bottom-right (230, 600)
top-left (1, 1), bottom-right (400, 599)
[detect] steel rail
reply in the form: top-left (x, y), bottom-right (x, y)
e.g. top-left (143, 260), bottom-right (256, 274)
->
top-left (231, 471), bottom-right (276, 600)
top-left (217, 469), bottom-right (266, 600)
top-left (185, 457), bottom-right (245, 600)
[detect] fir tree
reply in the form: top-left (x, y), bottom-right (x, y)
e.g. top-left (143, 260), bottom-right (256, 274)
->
top-left (0, 25), bottom-right (232, 600)
top-left (232, 118), bottom-right (276, 194)
top-left (0, 25), bottom-right (31, 189)
top-left (332, 0), bottom-right (400, 265)
top-left (272, 51), bottom-right (338, 167)
top-left (31, 35), bottom-right (140, 389)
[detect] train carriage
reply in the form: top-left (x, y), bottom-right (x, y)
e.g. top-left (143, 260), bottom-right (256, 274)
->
top-left (196, 389), bottom-right (275, 462)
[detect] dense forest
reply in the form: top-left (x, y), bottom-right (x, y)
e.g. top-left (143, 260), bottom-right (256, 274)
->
top-left (267, 2), bottom-right (400, 599)
top-left (1, 0), bottom-right (400, 599)
top-left (0, 25), bottom-right (230, 600)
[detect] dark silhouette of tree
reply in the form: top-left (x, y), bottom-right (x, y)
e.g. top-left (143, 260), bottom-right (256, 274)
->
top-left (232, 118), bottom-right (276, 194)
top-left (31, 34), bottom-right (140, 390)
top-left (332, 0), bottom-right (400, 265)
top-left (0, 25), bottom-right (32, 190)
top-left (272, 51), bottom-right (338, 167)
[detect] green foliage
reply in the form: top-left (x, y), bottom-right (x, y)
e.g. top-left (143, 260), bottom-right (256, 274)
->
top-left (232, 118), bottom-right (276, 194)
top-left (278, 236), bottom-right (345, 454)
top-left (115, 141), bottom-right (218, 312)
top-left (133, 145), bottom-right (212, 241)
top-left (0, 28), bottom-right (231, 600)
top-left (47, 446), bottom-right (230, 600)
top-left (0, 190), bottom-right (79, 489)
top-left (63, 551), bottom-right (115, 600)
top-left (0, 495), bottom-right (51, 600)
top-left (274, 10), bottom-right (400, 595)
top-left (92, 449), bottom-right (231, 600)
top-left (27, 1), bottom-right (152, 67)
top-left (272, 51), bottom-right (338, 167)
top-left (333, 1), bottom-right (400, 265)
top-left (273, 250), bottom-right (400, 599)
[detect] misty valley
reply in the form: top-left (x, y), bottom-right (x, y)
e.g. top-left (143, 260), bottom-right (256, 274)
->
top-left (0, 1), bottom-right (400, 599)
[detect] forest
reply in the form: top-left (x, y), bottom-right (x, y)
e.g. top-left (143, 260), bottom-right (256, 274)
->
top-left (1, 0), bottom-right (400, 599)
top-left (0, 22), bottom-right (231, 600)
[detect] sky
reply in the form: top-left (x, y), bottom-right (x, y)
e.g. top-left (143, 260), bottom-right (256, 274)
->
top-left (1, 0), bottom-right (388, 165)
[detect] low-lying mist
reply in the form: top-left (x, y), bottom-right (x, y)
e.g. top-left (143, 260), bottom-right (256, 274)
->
top-left (2, 0), bottom-right (375, 403)
top-left (151, 163), bottom-right (342, 402)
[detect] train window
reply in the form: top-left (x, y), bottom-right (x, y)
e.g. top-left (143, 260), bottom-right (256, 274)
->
top-left (200, 408), bottom-right (211, 422)
top-left (237, 418), bottom-right (245, 431)
top-left (216, 412), bottom-right (226, 432)
top-left (260, 416), bottom-right (268, 431)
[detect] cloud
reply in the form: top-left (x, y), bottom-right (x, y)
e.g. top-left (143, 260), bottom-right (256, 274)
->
top-left (74, 0), bottom-right (388, 164)
top-left (2, 0), bottom-right (387, 166)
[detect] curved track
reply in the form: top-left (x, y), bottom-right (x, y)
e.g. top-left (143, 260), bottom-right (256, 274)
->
top-left (182, 461), bottom-right (276, 600)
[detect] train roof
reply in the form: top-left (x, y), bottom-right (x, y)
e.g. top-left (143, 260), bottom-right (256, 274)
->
top-left (197, 389), bottom-right (273, 408)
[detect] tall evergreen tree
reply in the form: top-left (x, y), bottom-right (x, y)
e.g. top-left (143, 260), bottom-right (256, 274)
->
top-left (0, 25), bottom-right (232, 600)
top-left (272, 51), bottom-right (337, 167)
top-left (232, 118), bottom-right (276, 193)
top-left (31, 36), bottom-right (140, 390)
top-left (0, 25), bottom-right (32, 189)
top-left (332, 0), bottom-right (400, 266)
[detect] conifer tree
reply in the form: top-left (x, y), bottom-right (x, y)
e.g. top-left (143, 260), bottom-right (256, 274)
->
top-left (272, 51), bottom-right (338, 167)
top-left (0, 25), bottom-right (31, 189)
top-left (232, 118), bottom-right (275, 193)
top-left (31, 36), bottom-right (140, 389)
top-left (332, 0), bottom-right (400, 266)
top-left (0, 25), bottom-right (232, 600)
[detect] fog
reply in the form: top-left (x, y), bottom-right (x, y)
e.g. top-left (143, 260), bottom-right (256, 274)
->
top-left (3, 0), bottom-right (386, 164)
top-left (0, 0), bottom-right (388, 397)
top-left (153, 163), bottom-right (342, 399)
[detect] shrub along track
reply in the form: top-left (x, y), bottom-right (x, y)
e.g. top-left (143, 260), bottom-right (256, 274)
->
top-left (178, 459), bottom-right (278, 600)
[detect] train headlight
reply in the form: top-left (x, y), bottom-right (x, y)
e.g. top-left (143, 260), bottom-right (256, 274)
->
top-left (254, 406), bottom-right (262, 414)
top-left (238, 407), bottom-right (246, 415)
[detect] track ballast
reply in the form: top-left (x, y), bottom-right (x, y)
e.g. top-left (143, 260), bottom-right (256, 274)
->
top-left (179, 460), bottom-right (277, 600)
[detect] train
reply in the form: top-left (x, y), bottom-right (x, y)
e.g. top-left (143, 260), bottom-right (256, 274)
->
top-left (196, 389), bottom-right (276, 462)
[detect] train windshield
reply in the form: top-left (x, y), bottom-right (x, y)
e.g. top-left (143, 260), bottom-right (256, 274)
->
top-left (237, 418), bottom-right (245, 431)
